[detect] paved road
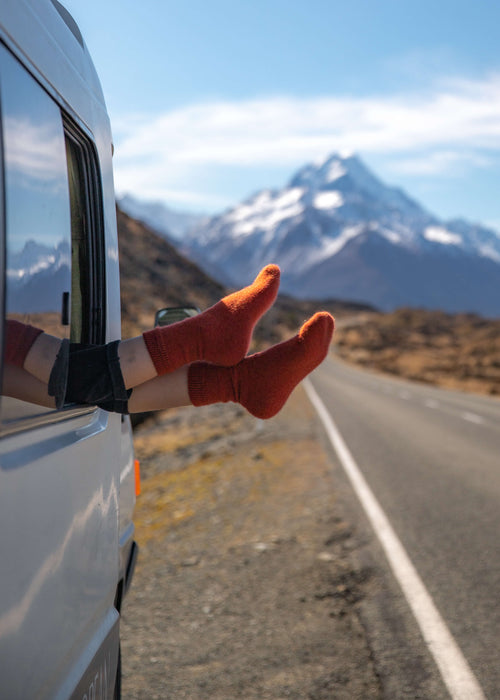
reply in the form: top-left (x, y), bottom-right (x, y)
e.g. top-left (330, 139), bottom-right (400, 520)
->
top-left (309, 356), bottom-right (500, 699)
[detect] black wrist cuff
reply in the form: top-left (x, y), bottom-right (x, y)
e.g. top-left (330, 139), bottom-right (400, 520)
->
top-left (48, 339), bottom-right (70, 410)
top-left (50, 339), bottom-right (132, 414)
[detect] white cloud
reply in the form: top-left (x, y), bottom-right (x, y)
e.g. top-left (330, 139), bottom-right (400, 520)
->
top-left (5, 116), bottom-right (67, 186)
top-left (387, 150), bottom-right (493, 176)
top-left (111, 73), bottom-right (500, 208)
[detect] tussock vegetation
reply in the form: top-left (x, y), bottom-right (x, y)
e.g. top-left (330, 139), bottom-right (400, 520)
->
top-left (335, 308), bottom-right (500, 396)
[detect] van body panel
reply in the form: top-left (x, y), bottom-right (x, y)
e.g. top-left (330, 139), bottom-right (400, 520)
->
top-left (1, 0), bottom-right (106, 119)
top-left (54, 609), bottom-right (120, 700)
top-left (119, 417), bottom-right (137, 580)
top-left (0, 410), bottom-right (120, 699)
top-left (0, 2), bottom-right (137, 697)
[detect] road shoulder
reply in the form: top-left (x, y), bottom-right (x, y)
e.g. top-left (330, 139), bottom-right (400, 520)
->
top-left (121, 388), bottom-right (383, 698)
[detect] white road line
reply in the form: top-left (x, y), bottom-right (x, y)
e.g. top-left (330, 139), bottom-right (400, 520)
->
top-left (304, 378), bottom-right (486, 700)
top-left (422, 400), bottom-right (486, 427)
top-left (462, 412), bottom-right (484, 425)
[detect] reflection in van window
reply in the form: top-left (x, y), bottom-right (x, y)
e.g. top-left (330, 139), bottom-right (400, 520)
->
top-left (1, 46), bottom-right (71, 332)
top-left (1, 44), bottom-right (71, 425)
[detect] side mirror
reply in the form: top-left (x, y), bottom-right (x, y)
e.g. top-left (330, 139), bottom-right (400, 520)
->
top-left (154, 306), bottom-right (200, 327)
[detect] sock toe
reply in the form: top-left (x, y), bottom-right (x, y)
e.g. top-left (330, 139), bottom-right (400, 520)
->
top-left (259, 264), bottom-right (281, 283)
top-left (238, 311), bottom-right (335, 419)
top-left (299, 311), bottom-right (335, 350)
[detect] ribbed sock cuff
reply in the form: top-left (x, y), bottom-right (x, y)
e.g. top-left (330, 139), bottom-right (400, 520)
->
top-left (142, 328), bottom-right (168, 375)
top-left (187, 362), bottom-right (210, 406)
top-left (187, 362), bottom-right (236, 408)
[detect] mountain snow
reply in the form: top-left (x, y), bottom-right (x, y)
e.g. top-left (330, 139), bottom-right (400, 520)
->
top-left (313, 191), bottom-right (344, 210)
top-left (423, 226), bottom-right (462, 246)
top-left (7, 239), bottom-right (71, 313)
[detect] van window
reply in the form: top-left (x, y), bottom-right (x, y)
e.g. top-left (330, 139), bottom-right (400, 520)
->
top-left (0, 44), bottom-right (103, 430)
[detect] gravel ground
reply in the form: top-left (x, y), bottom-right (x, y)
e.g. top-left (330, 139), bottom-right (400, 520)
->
top-left (120, 388), bottom-right (383, 699)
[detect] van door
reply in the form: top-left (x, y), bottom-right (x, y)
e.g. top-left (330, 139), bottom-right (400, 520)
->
top-left (0, 42), bottom-right (120, 699)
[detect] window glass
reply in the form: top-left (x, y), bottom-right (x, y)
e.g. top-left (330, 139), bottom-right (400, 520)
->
top-left (2, 48), bottom-right (71, 335)
top-left (0, 45), bottom-right (74, 427)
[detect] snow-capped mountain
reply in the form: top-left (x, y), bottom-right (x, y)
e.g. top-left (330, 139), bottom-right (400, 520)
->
top-left (7, 239), bottom-right (71, 313)
top-left (183, 153), bottom-right (500, 317)
top-left (118, 194), bottom-right (207, 241)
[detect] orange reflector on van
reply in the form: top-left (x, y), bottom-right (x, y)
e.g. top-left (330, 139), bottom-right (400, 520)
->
top-left (134, 459), bottom-right (141, 496)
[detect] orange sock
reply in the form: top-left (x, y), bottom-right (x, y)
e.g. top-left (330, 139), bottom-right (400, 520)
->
top-left (188, 312), bottom-right (334, 419)
top-left (143, 265), bottom-right (280, 375)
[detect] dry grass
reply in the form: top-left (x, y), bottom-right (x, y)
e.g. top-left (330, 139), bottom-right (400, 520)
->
top-left (335, 308), bottom-right (500, 396)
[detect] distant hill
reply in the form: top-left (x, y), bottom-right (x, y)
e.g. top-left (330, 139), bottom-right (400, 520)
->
top-left (117, 207), bottom-right (226, 338)
top-left (118, 194), bottom-right (207, 241)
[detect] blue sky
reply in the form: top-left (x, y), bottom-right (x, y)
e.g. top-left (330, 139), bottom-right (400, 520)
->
top-left (63, 0), bottom-right (500, 230)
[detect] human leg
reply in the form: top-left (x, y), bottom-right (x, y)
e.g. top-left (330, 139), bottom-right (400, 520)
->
top-left (127, 366), bottom-right (190, 413)
top-left (4, 309), bottom-right (333, 416)
top-left (4, 265), bottom-right (283, 412)
top-left (129, 312), bottom-right (334, 418)
top-left (24, 332), bottom-right (63, 385)
top-left (139, 264), bottom-right (280, 378)
top-left (2, 364), bottom-right (56, 408)
top-left (6, 264), bottom-right (279, 385)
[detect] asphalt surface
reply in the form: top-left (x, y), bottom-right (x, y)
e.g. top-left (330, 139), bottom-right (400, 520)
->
top-left (309, 356), bottom-right (500, 700)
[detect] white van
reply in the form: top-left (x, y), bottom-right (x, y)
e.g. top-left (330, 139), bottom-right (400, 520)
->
top-left (0, 1), bottom-right (138, 697)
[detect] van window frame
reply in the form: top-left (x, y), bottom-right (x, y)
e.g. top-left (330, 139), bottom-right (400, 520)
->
top-left (63, 116), bottom-right (107, 346)
top-left (0, 69), bottom-right (5, 382)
